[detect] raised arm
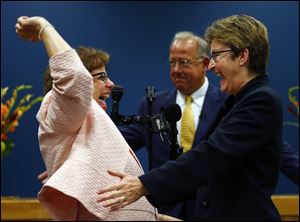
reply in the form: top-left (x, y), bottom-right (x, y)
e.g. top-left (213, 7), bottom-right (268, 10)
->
top-left (15, 16), bottom-right (70, 57)
top-left (16, 16), bottom-right (92, 134)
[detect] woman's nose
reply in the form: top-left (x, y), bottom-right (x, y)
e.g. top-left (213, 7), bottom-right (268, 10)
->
top-left (106, 78), bottom-right (114, 88)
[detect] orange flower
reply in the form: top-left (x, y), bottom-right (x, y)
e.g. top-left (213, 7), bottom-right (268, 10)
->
top-left (1, 85), bottom-right (43, 160)
top-left (1, 132), bottom-right (7, 141)
top-left (1, 103), bottom-right (8, 121)
top-left (8, 120), bottom-right (19, 132)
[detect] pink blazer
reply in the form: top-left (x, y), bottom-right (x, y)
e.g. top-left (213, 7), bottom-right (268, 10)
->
top-left (36, 49), bottom-right (157, 221)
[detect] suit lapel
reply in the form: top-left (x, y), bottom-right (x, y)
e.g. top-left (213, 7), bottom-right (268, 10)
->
top-left (193, 84), bottom-right (226, 146)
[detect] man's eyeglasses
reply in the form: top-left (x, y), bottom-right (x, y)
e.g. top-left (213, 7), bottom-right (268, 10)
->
top-left (169, 57), bottom-right (202, 68)
top-left (210, 49), bottom-right (233, 63)
top-left (91, 72), bottom-right (109, 83)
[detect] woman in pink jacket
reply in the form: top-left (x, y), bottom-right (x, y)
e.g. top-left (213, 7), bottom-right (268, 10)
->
top-left (15, 16), bottom-right (158, 221)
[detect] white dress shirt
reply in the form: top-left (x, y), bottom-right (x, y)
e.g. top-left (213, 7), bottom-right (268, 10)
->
top-left (176, 76), bottom-right (209, 145)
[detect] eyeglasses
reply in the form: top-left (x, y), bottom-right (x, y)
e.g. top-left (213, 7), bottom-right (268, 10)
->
top-left (210, 49), bottom-right (233, 63)
top-left (91, 72), bottom-right (109, 83)
top-left (169, 57), bottom-right (202, 68)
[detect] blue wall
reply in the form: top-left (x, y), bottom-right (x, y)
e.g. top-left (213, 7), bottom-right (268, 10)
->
top-left (1, 1), bottom-right (298, 197)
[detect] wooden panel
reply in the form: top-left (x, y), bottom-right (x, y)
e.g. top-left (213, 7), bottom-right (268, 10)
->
top-left (1, 197), bottom-right (51, 221)
top-left (272, 195), bottom-right (299, 221)
top-left (1, 195), bottom-right (299, 221)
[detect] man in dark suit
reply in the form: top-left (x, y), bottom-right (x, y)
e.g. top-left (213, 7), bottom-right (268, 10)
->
top-left (97, 15), bottom-right (290, 221)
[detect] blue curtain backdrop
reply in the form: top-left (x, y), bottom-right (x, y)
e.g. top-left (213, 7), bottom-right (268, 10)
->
top-left (1, 1), bottom-right (299, 197)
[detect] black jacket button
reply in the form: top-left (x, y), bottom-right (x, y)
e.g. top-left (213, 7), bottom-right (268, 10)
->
top-left (202, 201), bottom-right (209, 208)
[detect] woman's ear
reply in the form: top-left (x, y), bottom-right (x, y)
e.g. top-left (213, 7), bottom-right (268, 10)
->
top-left (239, 48), bottom-right (249, 66)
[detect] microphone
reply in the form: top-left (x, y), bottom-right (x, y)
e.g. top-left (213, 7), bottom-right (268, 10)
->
top-left (146, 86), bottom-right (155, 104)
top-left (149, 103), bottom-right (180, 142)
top-left (163, 103), bottom-right (182, 123)
top-left (163, 103), bottom-right (183, 160)
top-left (111, 85), bottom-right (124, 124)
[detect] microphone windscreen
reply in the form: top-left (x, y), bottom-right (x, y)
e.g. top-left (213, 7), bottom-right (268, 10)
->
top-left (111, 85), bottom-right (124, 102)
top-left (164, 103), bottom-right (182, 123)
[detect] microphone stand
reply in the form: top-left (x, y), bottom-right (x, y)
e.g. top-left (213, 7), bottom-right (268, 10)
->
top-left (146, 86), bottom-right (155, 170)
top-left (169, 122), bottom-right (183, 160)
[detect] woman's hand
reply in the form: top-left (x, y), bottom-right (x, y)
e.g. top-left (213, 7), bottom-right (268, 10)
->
top-left (15, 16), bottom-right (50, 42)
top-left (96, 169), bottom-right (148, 210)
top-left (15, 16), bottom-right (70, 57)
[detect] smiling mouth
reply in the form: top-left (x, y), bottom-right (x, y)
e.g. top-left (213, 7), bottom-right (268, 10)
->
top-left (174, 76), bottom-right (188, 82)
top-left (99, 93), bottom-right (110, 100)
top-left (99, 96), bottom-right (108, 100)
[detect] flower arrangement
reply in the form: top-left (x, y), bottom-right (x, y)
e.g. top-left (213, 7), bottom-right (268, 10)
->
top-left (1, 85), bottom-right (43, 160)
top-left (284, 86), bottom-right (299, 127)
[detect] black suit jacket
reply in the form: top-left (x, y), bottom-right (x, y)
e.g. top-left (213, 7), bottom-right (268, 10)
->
top-left (139, 76), bottom-right (283, 220)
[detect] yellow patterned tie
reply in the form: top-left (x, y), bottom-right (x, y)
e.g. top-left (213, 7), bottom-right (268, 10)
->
top-left (180, 96), bottom-right (195, 153)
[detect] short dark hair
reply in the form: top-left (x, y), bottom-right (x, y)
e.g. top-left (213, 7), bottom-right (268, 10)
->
top-left (43, 46), bottom-right (110, 95)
